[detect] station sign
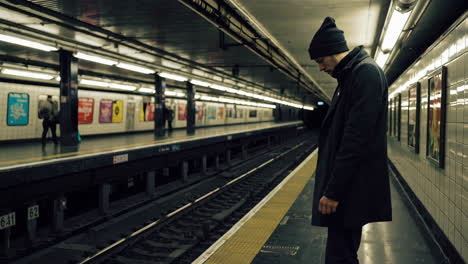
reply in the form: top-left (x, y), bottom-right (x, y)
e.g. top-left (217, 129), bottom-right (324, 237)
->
top-left (0, 212), bottom-right (16, 230)
top-left (27, 205), bottom-right (40, 221)
top-left (113, 153), bottom-right (128, 164)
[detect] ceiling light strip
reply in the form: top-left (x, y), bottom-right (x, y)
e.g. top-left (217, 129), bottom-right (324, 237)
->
top-left (1, 68), bottom-right (56, 80)
top-left (0, 34), bottom-right (58, 52)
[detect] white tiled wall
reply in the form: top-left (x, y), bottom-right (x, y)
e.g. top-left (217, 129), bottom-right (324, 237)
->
top-left (388, 14), bottom-right (467, 262)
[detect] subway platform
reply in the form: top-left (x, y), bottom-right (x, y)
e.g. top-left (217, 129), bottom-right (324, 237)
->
top-left (194, 150), bottom-right (450, 264)
top-left (0, 121), bottom-right (302, 170)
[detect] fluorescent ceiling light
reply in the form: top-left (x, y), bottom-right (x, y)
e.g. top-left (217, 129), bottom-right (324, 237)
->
top-left (190, 79), bottom-right (211, 87)
top-left (225, 87), bottom-right (238, 94)
top-left (165, 91), bottom-right (177, 96)
top-left (175, 92), bottom-right (185, 97)
top-left (381, 9), bottom-right (412, 51)
top-left (304, 106), bottom-right (315, 111)
top-left (109, 83), bottom-right (137, 91)
top-left (210, 84), bottom-right (228, 91)
top-left (80, 79), bottom-right (109, 87)
top-left (0, 34), bottom-right (58, 52)
top-left (75, 52), bottom-right (117, 66)
top-left (80, 79), bottom-right (136, 91)
top-left (159, 72), bottom-right (188, 82)
top-left (117, 63), bottom-right (155, 74)
top-left (1, 68), bottom-right (55, 80)
top-left (139, 87), bottom-right (155, 93)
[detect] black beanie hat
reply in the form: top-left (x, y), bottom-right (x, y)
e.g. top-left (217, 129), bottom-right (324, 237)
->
top-left (308, 17), bottom-right (349, 60)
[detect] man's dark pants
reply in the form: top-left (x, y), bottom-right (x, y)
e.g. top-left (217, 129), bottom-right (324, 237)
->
top-left (325, 225), bottom-right (363, 264)
top-left (42, 119), bottom-right (57, 144)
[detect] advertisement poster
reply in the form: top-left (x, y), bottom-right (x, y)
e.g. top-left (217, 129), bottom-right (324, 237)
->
top-left (207, 106), bottom-right (216, 120)
top-left (393, 98), bottom-right (397, 136)
top-left (196, 104), bottom-right (204, 120)
top-left (7, 92), bottom-right (29, 126)
top-left (227, 107), bottom-right (234, 118)
top-left (408, 84), bottom-right (419, 152)
top-left (145, 103), bottom-right (154, 121)
top-left (139, 103), bottom-right (144, 122)
top-left (99, 99), bottom-right (113, 123)
top-left (217, 107), bottom-right (224, 120)
top-left (178, 104), bottom-right (187, 120)
top-left (78, 97), bottom-right (94, 124)
top-left (126, 102), bottom-right (135, 130)
top-left (112, 100), bottom-right (123, 123)
top-left (428, 72), bottom-right (443, 165)
top-left (387, 99), bottom-right (393, 136)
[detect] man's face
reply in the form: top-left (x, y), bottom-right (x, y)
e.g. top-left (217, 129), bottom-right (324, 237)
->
top-left (314, 55), bottom-right (337, 76)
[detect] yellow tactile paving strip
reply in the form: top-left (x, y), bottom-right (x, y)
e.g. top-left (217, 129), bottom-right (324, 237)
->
top-left (203, 151), bottom-right (318, 264)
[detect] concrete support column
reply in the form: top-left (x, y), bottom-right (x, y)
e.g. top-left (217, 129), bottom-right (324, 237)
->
top-left (241, 144), bottom-right (247, 160)
top-left (59, 50), bottom-right (79, 146)
top-left (155, 75), bottom-right (166, 138)
top-left (215, 155), bottom-right (220, 170)
top-left (186, 82), bottom-right (196, 135)
top-left (0, 228), bottom-right (11, 256)
top-left (26, 203), bottom-right (38, 245)
top-left (98, 183), bottom-right (111, 215)
top-left (202, 155), bottom-right (207, 175)
top-left (0, 210), bottom-right (13, 257)
top-left (146, 171), bottom-right (156, 197)
top-left (163, 167), bottom-right (170, 177)
top-left (52, 196), bottom-right (66, 233)
top-left (181, 161), bottom-right (189, 182)
top-left (226, 149), bottom-right (232, 165)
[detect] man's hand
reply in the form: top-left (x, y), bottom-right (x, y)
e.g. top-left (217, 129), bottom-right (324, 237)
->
top-left (319, 196), bottom-right (339, 215)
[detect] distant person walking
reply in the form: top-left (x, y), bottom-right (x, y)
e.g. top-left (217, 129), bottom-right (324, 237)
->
top-left (39, 95), bottom-right (59, 145)
top-left (308, 17), bottom-right (391, 264)
top-left (164, 105), bottom-right (174, 132)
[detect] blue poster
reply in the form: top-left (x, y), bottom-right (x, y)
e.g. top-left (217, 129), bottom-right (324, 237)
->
top-left (7, 92), bottom-right (29, 126)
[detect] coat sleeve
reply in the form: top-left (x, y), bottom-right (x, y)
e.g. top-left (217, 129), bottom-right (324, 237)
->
top-left (324, 63), bottom-right (385, 201)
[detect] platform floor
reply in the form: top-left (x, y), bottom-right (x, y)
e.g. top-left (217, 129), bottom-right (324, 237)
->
top-left (0, 121), bottom-right (300, 169)
top-left (196, 151), bottom-right (448, 264)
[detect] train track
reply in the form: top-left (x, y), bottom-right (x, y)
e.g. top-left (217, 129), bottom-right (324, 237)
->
top-left (77, 136), bottom-right (316, 264)
top-left (12, 131), bottom-right (317, 264)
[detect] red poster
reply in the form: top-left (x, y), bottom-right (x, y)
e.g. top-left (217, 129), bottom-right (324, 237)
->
top-left (196, 105), bottom-right (203, 120)
top-left (78, 98), bottom-right (94, 124)
top-left (178, 104), bottom-right (187, 120)
top-left (145, 103), bottom-right (154, 121)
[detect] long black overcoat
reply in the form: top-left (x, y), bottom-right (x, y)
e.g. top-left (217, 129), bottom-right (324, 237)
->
top-left (311, 46), bottom-right (392, 228)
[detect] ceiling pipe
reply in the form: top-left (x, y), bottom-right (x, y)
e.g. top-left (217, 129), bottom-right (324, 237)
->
top-left (395, 0), bottom-right (418, 11)
top-left (385, 0), bottom-right (467, 85)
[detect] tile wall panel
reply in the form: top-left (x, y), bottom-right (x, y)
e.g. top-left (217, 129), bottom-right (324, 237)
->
top-left (388, 14), bottom-right (467, 262)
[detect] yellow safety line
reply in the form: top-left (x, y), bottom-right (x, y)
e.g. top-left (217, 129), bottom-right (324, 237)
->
top-left (0, 122), bottom-right (300, 167)
top-left (203, 151), bottom-right (318, 264)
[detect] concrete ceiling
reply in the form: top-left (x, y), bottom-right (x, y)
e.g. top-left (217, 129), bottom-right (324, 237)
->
top-left (0, 0), bottom-right (391, 105)
top-left (234, 0), bottom-right (391, 99)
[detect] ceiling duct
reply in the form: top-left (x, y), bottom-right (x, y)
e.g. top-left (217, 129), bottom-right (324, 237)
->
top-left (395, 0), bottom-right (418, 11)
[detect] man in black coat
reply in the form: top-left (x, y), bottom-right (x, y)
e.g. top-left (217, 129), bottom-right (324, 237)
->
top-left (308, 17), bottom-right (392, 263)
